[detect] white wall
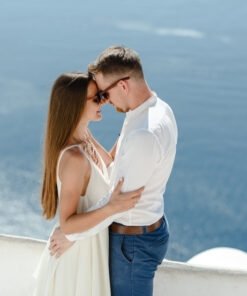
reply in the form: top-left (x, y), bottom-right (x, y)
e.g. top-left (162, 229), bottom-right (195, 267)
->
top-left (1, 234), bottom-right (247, 296)
top-left (0, 234), bottom-right (45, 296)
top-left (154, 261), bottom-right (247, 296)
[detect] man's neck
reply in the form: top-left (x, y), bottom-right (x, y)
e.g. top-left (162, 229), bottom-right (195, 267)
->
top-left (129, 82), bottom-right (153, 111)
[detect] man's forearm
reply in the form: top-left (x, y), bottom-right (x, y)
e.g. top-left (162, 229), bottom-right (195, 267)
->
top-left (65, 212), bottom-right (120, 241)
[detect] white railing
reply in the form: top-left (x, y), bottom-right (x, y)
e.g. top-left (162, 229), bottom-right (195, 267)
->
top-left (0, 234), bottom-right (247, 296)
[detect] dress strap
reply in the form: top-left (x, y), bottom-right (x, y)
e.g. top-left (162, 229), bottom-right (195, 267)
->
top-left (93, 146), bottom-right (109, 178)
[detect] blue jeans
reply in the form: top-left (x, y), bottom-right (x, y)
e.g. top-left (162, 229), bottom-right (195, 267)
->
top-left (109, 216), bottom-right (169, 296)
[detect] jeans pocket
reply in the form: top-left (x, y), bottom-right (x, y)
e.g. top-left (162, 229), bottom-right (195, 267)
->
top-left (121, 236), bottom-right (135, 264)
top-left (154, 233), bottom-right (169, 264)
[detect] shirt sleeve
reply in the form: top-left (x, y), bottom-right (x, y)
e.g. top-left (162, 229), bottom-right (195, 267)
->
top-left (66, 213), bottom-right (118, 241)
top-left (116, 129), bottom-right (162, 192)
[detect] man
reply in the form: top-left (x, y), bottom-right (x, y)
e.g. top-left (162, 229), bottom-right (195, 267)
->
top-left (50, 45), bottom-right (178, 296)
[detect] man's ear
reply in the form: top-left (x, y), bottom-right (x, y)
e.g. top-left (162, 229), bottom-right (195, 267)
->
top-left (119, 80), bottom-right (129, 94)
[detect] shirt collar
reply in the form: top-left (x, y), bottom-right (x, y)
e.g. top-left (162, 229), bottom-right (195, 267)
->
top-left (126, 91), bottom-right (157, 121)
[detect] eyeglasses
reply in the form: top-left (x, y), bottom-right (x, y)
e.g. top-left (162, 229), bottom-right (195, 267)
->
top-left (96, 76), bottom-right (130, 102)
top-left (87, 93), bottom-right (103, 104)
top-left (87, 76), bottom-right (130, 104)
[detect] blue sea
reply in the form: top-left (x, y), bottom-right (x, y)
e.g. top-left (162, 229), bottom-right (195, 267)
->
top-left (0, 0), bottom-right (246, 261)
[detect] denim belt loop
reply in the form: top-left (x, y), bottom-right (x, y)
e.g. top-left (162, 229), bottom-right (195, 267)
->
top-left (142, 226), bottom-right (147, 234)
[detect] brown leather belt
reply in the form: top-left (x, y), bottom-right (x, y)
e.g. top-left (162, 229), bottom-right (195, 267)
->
top-left (110, 217), bottom-right (163, 235)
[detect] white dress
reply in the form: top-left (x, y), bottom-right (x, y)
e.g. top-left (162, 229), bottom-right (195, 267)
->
top-left (33, 145), bottom-right (111, 296)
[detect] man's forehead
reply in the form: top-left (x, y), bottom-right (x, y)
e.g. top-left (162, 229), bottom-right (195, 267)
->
top-left (93, 74), bottom-right (101, 88)
top-left (93, 73), bottom-right (110, 88)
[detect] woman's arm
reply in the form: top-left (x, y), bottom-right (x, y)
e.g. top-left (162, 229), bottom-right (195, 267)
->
top-left (58, 148), bottom-right (143, 235)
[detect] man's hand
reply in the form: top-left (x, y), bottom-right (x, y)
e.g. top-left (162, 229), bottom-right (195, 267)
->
top-left (49, 227), bottom-right (74, 258)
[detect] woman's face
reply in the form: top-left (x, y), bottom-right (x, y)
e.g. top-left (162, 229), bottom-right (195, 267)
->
top-left (82, 81), bottom-right (103, 122)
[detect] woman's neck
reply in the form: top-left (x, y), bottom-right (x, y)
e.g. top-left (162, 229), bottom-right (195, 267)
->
top-left (68, 123), bottom-right (89, 145)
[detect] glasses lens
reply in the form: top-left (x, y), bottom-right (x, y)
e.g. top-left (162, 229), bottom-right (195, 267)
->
top-left (100, 91), bottom-right (109, 100)
top-left (94, 91), bottom-right (108, 104)
top-left (96, 91), bottom-right (108, 101)
top-left (92, 95), bottom-right (101, 104)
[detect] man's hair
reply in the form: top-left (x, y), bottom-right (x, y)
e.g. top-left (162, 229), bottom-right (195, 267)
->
top-left (88, 45), bottom-right (144, 79)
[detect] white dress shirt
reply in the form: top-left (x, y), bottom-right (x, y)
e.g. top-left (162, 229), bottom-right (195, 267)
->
top-left (66, 92), bottom-right (178, 241)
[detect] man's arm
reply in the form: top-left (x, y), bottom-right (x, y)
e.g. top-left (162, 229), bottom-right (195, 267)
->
top-left (115, 130), bottom-right (162, 192)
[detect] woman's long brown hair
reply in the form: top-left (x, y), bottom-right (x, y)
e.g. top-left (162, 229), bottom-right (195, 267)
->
top-left (41, 72), bottom-right (91, 219)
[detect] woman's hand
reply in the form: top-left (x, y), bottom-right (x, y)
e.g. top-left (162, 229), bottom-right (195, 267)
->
top-left (108, 178), bottom-right (144, 214)
top-left (49, 227), bottom-right (74, 258)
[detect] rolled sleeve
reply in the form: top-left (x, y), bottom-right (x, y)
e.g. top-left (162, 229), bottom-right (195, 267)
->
top-left (65, 213), bottom-right (116, 241)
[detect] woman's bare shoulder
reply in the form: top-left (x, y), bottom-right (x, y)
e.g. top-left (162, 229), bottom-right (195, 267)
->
top-left (59, 146), bottom-right (90, 182)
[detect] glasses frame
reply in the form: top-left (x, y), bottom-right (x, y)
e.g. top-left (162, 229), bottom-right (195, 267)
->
top-left (96, 76), bottom-right (130, 102)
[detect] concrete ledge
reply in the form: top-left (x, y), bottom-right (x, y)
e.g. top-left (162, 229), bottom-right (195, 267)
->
top-left (154, 260), bottom-right (247, 296)
top-left (1, 234), bottom-right (247, 296)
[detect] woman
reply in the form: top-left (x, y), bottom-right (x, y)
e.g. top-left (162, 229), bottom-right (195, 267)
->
top-left (33, 72), bottom-right (143, 296)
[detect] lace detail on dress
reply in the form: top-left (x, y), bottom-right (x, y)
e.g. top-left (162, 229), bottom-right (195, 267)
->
top-left (80, 137), bottom-right (103, 173)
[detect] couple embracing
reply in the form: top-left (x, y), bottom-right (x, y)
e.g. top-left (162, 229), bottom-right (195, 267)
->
top-left (33, 45), bottom-right (178, 296)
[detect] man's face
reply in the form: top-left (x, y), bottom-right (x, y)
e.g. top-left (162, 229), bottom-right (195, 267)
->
top-left (94, 72), bottom-right (128, 113)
